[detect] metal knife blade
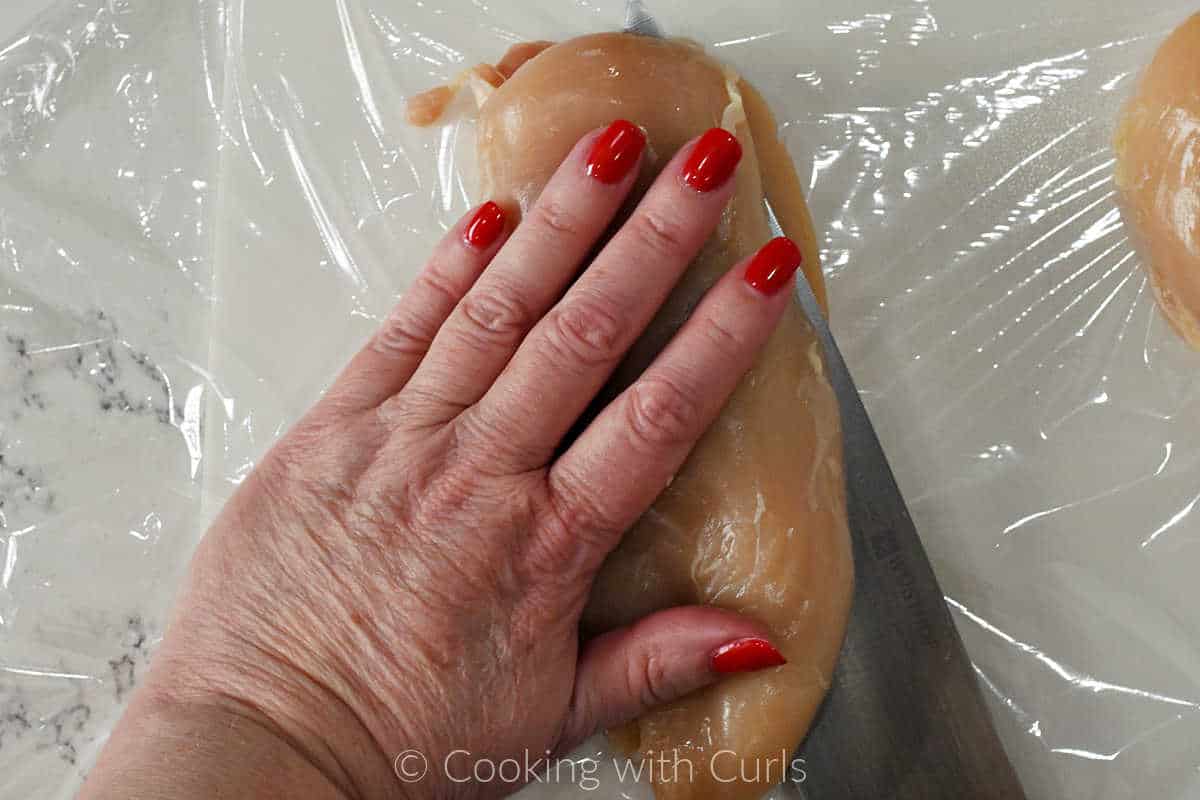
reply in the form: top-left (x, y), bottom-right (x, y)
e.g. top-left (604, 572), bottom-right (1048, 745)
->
top-left (623, 0), bottom-right (663, 37)
top-left (624, 3), bottom-right (1027, 797)
top-left (764, 203), bottom-right (1027, 800)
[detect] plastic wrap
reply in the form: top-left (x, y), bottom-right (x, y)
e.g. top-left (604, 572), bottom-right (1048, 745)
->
top-left (2, 1), bottom-right (1198, 799)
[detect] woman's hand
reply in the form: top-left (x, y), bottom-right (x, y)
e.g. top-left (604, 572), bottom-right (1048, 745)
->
top-left (80, 121), bottom-right (806, 800)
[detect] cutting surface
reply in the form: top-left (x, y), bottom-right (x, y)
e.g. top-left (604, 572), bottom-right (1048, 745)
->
top-left (0, 1), bottom-right (1197, 798)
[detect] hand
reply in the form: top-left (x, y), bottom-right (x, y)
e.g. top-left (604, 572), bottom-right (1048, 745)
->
top-left (80, 121), bottom-right (806, 800)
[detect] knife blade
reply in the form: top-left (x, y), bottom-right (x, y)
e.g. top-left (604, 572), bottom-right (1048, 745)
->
top-left (764, 205), bottom-right (1027, 800)
top-left (625, 4), bottom-right (1027, 797)
top-left (623, 0), bottom-right (663, 39)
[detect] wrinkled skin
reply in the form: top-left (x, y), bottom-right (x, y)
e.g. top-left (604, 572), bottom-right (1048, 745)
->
top-left (79, 123), bottom-right (803, 800)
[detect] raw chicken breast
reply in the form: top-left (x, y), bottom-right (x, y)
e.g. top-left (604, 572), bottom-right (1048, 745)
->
top-left (1115, 13), bottom-right (1200, 348)
top-left (474, 33), bottom-right (853, 800)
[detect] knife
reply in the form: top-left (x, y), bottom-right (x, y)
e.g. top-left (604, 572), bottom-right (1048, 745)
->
top-left (624, 4), bottom-right (1028, 798)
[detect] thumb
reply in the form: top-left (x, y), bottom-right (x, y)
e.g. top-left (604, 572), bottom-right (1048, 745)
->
top-left (563, 606), bottom-right (786, 748)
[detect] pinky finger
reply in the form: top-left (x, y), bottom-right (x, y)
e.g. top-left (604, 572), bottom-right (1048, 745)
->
top-left (545, 237), bottom-right (804, 568)
top-left (325, 201), bottom-right (510, 412)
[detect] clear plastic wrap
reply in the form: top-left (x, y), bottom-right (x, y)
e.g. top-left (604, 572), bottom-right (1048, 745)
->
top-left (2, 1), bottom-right (1198, 799)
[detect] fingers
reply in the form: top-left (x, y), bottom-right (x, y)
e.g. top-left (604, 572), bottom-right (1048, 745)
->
top-left (562, 606), bottom-right (784, 749)
top-left (546, 237), bottom-right (805, 563)
top-left (465, 129), bottom-right (744, 469)
top-left (394, 120), bottom-right (648, 423)
top-left (325, 201), bottom-right (510, 412)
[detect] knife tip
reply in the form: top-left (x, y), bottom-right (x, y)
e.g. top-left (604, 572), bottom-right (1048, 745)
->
top-left (624, 0), bottom-right (664, 37)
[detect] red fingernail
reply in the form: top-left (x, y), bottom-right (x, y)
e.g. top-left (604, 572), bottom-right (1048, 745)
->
top-left (682, 128), bottom-right (743, 192)
top-left (711, 637), bottom-right (787, 674)
top-left (585, 120), bottom-right (646, 184)
top-left (744, 237), bottom-right (803, 296)
top-left (464, 201), bottom-right (506, 248)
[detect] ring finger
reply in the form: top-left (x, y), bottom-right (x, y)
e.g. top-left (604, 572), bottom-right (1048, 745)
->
top-left (393, 120), bottom-right (648, 424)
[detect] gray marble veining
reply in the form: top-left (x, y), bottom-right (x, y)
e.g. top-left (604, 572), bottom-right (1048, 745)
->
top-left (0, 300), bottom-right (181, 793)
top-left (1, 2), bottom-right (219, 796)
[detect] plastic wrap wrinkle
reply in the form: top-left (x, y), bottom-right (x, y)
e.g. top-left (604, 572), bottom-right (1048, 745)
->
top-left (3, 1), bottom-right (1200, 799)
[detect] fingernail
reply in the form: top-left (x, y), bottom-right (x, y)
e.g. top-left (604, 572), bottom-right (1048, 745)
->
top-left (744, 237), bottom-right (803, 296)
top-left (585, 120), bottom-right (647, 184)
top-left (682, 128), bottom-right (743, 192)
top-left (711, 637), bottom-right (787, 674)
top-left (464, 201), bottom-right (506, 248)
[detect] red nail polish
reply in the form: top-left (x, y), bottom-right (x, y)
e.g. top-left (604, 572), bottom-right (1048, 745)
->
top-left (711, 637), bottom-right (787, 674)
top-left (682, 128), bottom-right (743, 192)
top-left (585, 120), bottom-right (646, 184)
top-left (464, 201), bottom-right (506, 248)
top-left (744, 237), bottom-right (803, 296)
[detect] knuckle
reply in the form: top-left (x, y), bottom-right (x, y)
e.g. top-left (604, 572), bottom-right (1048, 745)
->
top-left (458, 282), bottom-right (535, 348)
top-left (553, 477), bottom-right (624, 537)
top-left (370, 306), bottom-right (434, 360)
top-left (545, 294), bottom-right (626, 369)
top-left (698, 314), bottom-right (748, 363)
top-left (386, 382), bottom-right (463, 426)
top-left (455, 409), bottom-right (540, 475)
top-left (540, 477), bottom-right (624, 559)
top-left (629, 647), bottom-right (673, 709)
top-left (531, 199), bottom-right (584, 240)
top-left (631, 209), bottom-right (688, 259)
top-left (413, 265), bottom-right (464, 312)
top-left (625, 376), bottom-right (701, 451)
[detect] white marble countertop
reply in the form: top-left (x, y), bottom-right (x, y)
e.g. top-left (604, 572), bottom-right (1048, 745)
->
top-left (0, 1), bottom-right (217, 790)
top-left (2, 1), bottom-right (1199, 799)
